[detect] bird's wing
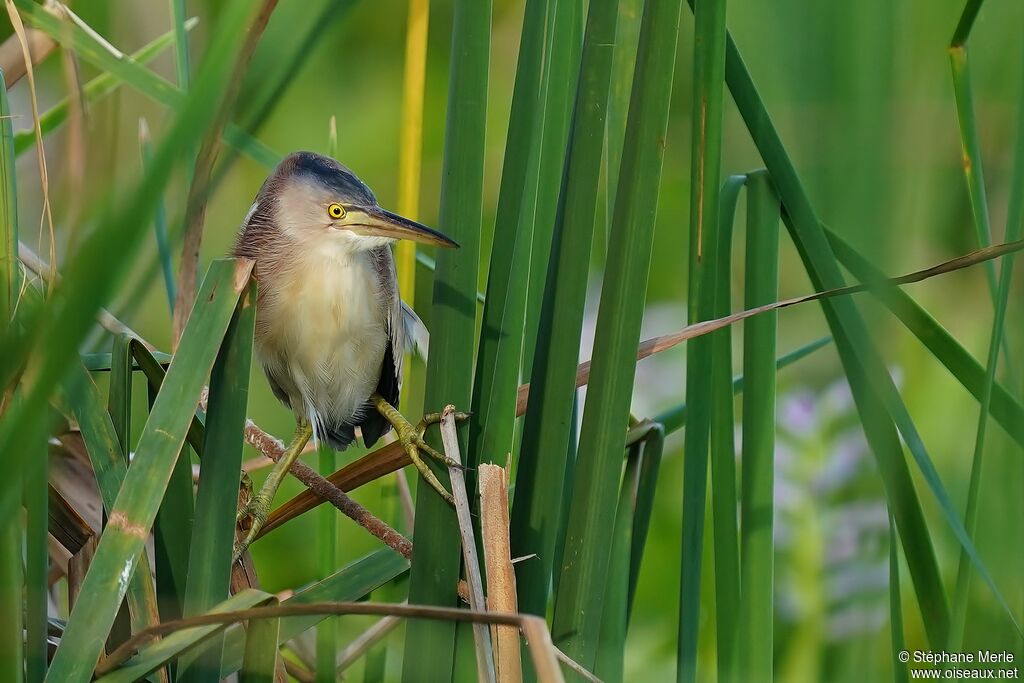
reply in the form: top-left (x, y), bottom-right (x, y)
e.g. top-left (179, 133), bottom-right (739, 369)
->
top-left (401, 300), bottom-right (429, 360)
top-left (359, 247), bottom-right (403, 447)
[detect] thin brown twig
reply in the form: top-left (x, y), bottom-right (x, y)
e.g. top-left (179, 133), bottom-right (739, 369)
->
top-left (172, 0), bottom-right (280, 345)
top-left (98, 601), bottom-right (568, 683)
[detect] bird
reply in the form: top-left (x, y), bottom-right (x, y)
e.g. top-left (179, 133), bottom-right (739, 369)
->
top-left (230, 151), bottom-right (461, 559)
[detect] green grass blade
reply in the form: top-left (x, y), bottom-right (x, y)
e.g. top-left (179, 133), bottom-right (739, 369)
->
top-left (551, 0), bottom-right (682, 668)
top-left (889, 516), bottom-right (909, 683)
top-left (709, 175), bottom-right (743, 683)
top-left (96, 590), bottom-right (275, 683)
top-left (0, 494), bottom-right (22, 683)
top-left (470, 0), bottom-right (547, 475)
top-left (0, 73), bottom-right (21, 683)
top-left (106, 333), bottom-right (135, 649)
top-left (107, 334), bottom-right (133, 456)
top-left (240, 601), bottom-right (281, 683)
top-left (603, 0), bottom-right (643, 237)
top-left (178, 277), bottom-right (256, 683)
top-left (825, 232), bottom-right (1024, 448)
top-left (46, 259), bottom-right (252, 683)
top-left (951, 0), bottom-right (984, 46)
top-left (402, 0), bottom-right (490, 677)
top-left (13, 22), bottom-right (194, 157)
top-left (139, 120), bottom-right (176, 313)
top-left (510, 0), bottom-right (618, 621)
top-left (54, 362), bottom-right (162, 641)
top-left (519, 0), bottom-right (581, 384)
top-left (949, 44), bottom-right (997, 298)
top-left (25, 432), bottom-right (48, 683)
top-left (315, 445), bottom-right (338, 683)
top-left (14, 0), bottom-right (277, 169)
top-left (716, 24), bottom-right (952, 647)
top-left (737, 170), bottom-right (779, 682)
top-left (594, 449), bottom-right (640, 683)
top-left (218, 549), bottom-right (409, 677)
top-left (171, 0), bottom-right (191, 89)
top-left (0, 72), bottom-right (17, 318)
top-left (949, 41), bottom-right (1024, 648)
top-left (679, 0), bottom-right (728, 680)
top-left (129, 341), bottom-right (208, 455)
top-left (627, 423), bottom-right (665, 618)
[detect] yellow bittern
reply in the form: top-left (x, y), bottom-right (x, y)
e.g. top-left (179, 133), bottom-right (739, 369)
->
top-left (231, 151), bottom-right (460, 559)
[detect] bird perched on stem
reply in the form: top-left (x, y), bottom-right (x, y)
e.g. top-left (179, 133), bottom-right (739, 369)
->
top-left (231, 151), bottom-right (462, 560)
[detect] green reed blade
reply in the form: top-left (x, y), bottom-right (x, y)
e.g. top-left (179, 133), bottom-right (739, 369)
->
top-left (178, 277), bottom-right (256, 683)
top-left (737, 170), bottom-right (779, 682)
top-left (54, 362), bottom-right (162, 642)
top-left (709, 175), bottom-right (743, 683)
top-left (551, 0), bottom-right (682, 668)
top-left (107, 334), bottom-right (133, 457)
top-left (0, 73), bottom-right (21, 683)
top-left (107, 334), bottom-right (135, 650)
top-left (402, 0), bottom-right (490, 677)
top-left (603, 0), bottom-right (643, 239)
top-left (627, 423), bottom-right (665, 619)
top-left (24, 431), bottom-right (48, 683)
top-left (13, 22), bottom-right (195, 157)
top-left (949, 45), bottom-right (997, 299)
top-left (129, 341), bottom-right (208, 455)
top-left (217, 549), bottom-right (409, 677)
top-left (240, 601), bottom-right (281, 683)
top-left (889, 516), bottom-right (909, 683)
top-left (0, 496), bottom-right (22, 683)
top-left (316, 445), bottom-right (338, 683)
top-left (519, 0), bottom-right (581, 384)
top-left (826, 232), bottom-right (1024, 448)
top-left (46, 259), bottom-right (252, 683)
top-left (14, 0), bottom-right (277, 169)
top-left (171, 0), bottom-right (191, 89)
top-left (139, 120), bottom-right (176, 313)
top-left (716, 24), bottom-right (951, 647)
top-left (0, 72), bottom-right (17, 319)
top-left (510, 0), bottom-right (617, 622)
top-left (949, 37), bottom-right (1024, 649)
top-left (679, 0), bottom-right (728, 680)
top-left (96, 590), bottom-right (276, 683)
top-left (470, 0), bottom-right (547, 477)
top-left (595, 448), bottom-right (640, 683)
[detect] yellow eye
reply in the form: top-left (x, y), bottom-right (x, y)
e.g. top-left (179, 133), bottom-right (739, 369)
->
top-left (327, 203), bottom-right (346, 219)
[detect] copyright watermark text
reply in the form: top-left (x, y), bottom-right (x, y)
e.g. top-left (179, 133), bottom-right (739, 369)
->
top-left (899, 650), bottom-right (1018, 679)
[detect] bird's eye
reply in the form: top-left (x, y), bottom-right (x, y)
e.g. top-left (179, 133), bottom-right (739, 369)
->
top-left (327, 203), bottom-right (346, 219)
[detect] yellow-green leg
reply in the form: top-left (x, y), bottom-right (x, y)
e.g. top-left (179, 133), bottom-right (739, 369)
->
top-left (233, 421), bottom-right (314, 562)
top-left (370, 394), bottom-right (467, 506)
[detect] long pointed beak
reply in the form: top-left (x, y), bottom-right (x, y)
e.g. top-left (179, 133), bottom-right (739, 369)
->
top-left (351, 206), bottom-right (459, 248)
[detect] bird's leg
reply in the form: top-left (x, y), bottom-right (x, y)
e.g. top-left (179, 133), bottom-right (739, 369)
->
top-left (370, 394), bottom-right (469, 506)
top-left (233, 420), bottom-right (314, 562)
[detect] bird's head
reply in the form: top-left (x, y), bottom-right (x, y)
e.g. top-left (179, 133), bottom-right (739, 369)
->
top-left (262, 151), bottom-right (458, 254)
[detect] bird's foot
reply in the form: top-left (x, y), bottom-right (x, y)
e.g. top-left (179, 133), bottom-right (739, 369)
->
top-left (371, 394), bottom-right (469, 506)
top-left (232, 421), bottom-right (313, 563)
